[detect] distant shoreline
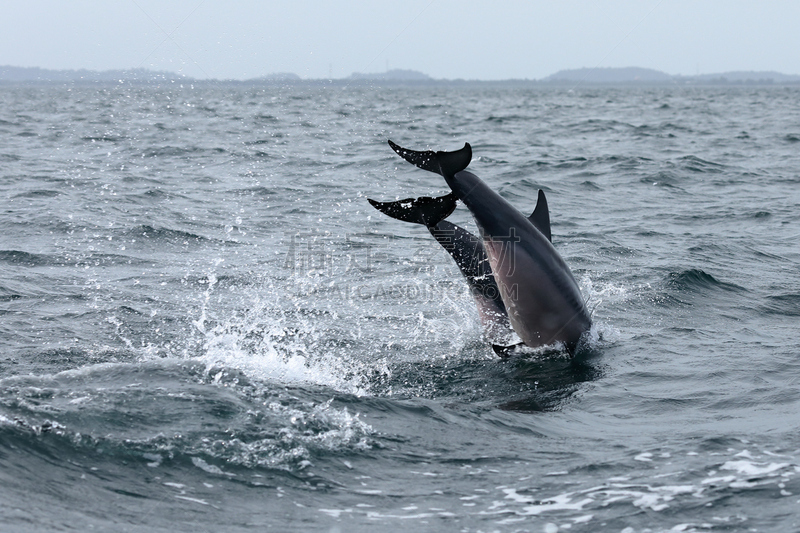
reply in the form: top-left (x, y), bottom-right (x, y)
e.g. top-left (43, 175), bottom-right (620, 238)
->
top-left (2, 65), bottom-right (799, 86)
top-left (3, 79), bottom-right (799, 88)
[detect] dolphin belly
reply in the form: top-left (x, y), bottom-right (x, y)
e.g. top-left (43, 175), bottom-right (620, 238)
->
top-left (452, 170), bottom-right (591, 351)
top-left (485, 238), bottom-right (590, 349)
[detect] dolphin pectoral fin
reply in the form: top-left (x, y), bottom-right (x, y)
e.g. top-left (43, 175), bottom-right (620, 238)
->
top-left (528, 189), bottom-right (552, 242)
top-left (368, 193), bottom-right (458, 226)
top-left (492, 342), bottom-right (527, 359)
top-left (388, 140), bottom-right (472, 178)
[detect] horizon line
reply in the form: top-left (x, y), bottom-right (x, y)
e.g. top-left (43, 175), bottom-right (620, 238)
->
top-left (2, 64), bottom-right (800, 83)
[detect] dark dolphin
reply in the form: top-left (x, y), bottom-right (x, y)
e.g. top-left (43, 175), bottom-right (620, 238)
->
top-left (368, 193), bottom-right (512, 341)
top-left (384, 140), bottom-right (591, 355)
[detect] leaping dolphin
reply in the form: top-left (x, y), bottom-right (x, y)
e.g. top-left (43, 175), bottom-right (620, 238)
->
top-left (372, 140), bottom-right (592, 356)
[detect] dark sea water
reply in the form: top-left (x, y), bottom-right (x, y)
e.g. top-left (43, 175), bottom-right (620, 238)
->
top-left (1, 83), bottom-right (800, 532)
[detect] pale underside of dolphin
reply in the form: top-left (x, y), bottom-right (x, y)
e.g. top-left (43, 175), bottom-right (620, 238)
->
top-left (374, 140), bottom-right (592, 356)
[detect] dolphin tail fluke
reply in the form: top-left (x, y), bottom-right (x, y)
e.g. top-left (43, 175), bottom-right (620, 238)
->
top-left (368, 193), bottom-right (458, 227)
top-left (388, 140), bottom-right (472, 178)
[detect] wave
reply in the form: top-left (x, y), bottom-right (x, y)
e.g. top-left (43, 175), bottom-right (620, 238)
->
top-left (610, 155), bottom-right (653, 170)
top-left (232, 186), bottom-right (280, 197)
top-left (368, 354), bottom-right (600, 412)
top-left (128, 188), bottom-right (188, 201)
top-left (640, 170), bottom-right (685, 189)
top-left (760, 293), bottom-right (800, 317)
top-left (0, 361), bottom-right (374, 479)
top-left (0, 249), bottom-right (151, 268)
top-left (0, 250), bottom-right (60, 266)
top-left (484, 114), bottom-right (532, 124)
top-left (123, 225), bottom-right (212, 245)
top-left (567, 118), bottom-right (635, 134)
top-left (11, 189), bottom-right (62, 199)
top-left (137, 146), bottom-right (225, 158)
top-left (252, 114), bottom-right (279, 123)
top-left (580, 180), bottom-right (603, 190)
top-left (666, 269), bottom-right (747, 293)
top-left (679, 155), bottom-right (725, 173)
top-left (81, 135), bottom-right (125, 143)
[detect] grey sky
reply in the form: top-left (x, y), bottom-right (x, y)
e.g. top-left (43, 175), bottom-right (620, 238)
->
top-left (3, 1), bottom-right (799, 80)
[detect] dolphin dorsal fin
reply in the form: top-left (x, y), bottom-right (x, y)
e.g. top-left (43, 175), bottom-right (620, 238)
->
top-left (529, 189), bottom-right (552, 242)
top-left (388, 140), bottom-right (472, 178)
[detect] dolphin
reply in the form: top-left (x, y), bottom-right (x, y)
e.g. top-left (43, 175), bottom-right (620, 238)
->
top-left (368, 193), bottom-right (513, 341)
top-left (380, 140), bottom-right (592, 356)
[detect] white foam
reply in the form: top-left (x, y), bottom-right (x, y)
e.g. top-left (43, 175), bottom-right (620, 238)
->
top-left (191, 456), bottom-right (232, 476)
top-left (200, 325), bottom-right (371, 394)
top-left (193, 296), bottom-right (386, 396)
top-left (174, 397), bottom-right (373, 471)
top-left (484, 447), bottom-right (799, 526)
top-left (143, 453), bottom-right (162, 467)
top-left (364, 511), bottom-right (435, 520)
top-left (496, 490), bottom-right (595, 516)
top-left (174, 495), bottom-right (209, 505)
top-left (720, 460), bottom-right (789, 477)
top-left (701, 475), bottom-right (736, 485)
top-left (319, 508), bottom-right (351, 518)
top-left (182, 270), bottom-right (476, 397)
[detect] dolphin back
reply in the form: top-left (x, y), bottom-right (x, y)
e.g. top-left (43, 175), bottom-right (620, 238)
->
top-left (388, 140), bottom-right (472, 178)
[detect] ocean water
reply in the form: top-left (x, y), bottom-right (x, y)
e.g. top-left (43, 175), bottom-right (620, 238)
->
top-left (1, 83), bottom-right (800, 532)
